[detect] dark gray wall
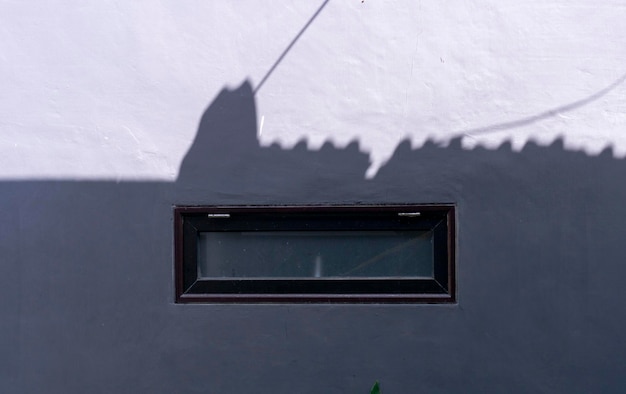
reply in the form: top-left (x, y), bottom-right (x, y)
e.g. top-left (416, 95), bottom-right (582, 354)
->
top-left (2, 81), bottom-right (625, 393)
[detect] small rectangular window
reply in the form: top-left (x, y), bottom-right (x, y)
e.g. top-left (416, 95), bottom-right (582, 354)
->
top-left (174, 205), bottom-right (455, 303)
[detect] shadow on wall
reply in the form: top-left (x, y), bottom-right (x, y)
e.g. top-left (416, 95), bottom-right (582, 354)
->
top-left (177, 80), bottom-right (372, 202)
top-left (1, 80), bottom-right (626, 393)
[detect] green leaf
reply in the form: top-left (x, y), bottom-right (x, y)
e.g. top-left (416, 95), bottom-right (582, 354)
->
top-left (370, 381), bottom-right (380, 394)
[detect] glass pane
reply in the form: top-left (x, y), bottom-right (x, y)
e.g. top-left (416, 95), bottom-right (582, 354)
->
top-left (197, 230), bottom-right (433, 279)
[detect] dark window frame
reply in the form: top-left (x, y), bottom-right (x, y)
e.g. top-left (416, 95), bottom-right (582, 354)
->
top-left (174, 205), bottom-right (455, 304)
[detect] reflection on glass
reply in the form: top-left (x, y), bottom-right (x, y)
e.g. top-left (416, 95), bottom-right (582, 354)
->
top-left (197, 230), bottom-right (433, 279)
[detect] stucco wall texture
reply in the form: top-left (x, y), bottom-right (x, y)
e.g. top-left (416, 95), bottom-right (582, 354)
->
top-left (1, 1), bottom-right (626, 392)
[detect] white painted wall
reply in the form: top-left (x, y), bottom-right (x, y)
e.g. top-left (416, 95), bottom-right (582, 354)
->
top-left (1, 0), bottom-right (624, 180)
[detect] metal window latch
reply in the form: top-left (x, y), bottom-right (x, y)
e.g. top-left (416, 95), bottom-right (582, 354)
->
top-left (398, 212), bottom-right (421, 217)
top-left (207, 213), bottom-right (230, 218)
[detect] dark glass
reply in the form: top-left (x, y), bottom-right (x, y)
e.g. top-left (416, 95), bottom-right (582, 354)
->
top-left (197, 230), bottom-right (434, 279)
